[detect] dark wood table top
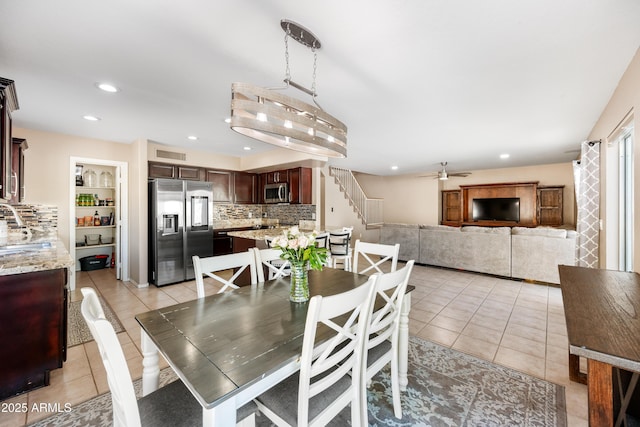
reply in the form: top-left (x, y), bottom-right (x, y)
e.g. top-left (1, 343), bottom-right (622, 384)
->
top-left (558, 265), bottom-right (640, 372)
top-left (135, 268), bottom-right (373, 408)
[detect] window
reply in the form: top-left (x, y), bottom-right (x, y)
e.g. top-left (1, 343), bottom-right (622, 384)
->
top-left (618, 127), bottom-right (634, 271)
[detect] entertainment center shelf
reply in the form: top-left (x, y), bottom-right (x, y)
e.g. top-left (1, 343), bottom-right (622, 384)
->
top-left (442, 181), bottom-right (562, 228)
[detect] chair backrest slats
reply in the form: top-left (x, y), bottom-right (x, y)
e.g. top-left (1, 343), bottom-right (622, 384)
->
top-left (253, 247), bottom-right (291, 282)
top-left (314, 232), bottom-right (329, 249)
top-left (353, 240), bottom-right (400, 275)
top-left (193, 251), bottom-right (257, 297)
top-left (367, 260), bottom-right (414, 350)
top-left (328, 231), bottom-right (351, 256)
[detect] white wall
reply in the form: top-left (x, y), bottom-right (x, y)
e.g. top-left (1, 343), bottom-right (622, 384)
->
top-left (355, 172), bottom-right (440, 226)
top-left (588, 46), bottom-right (640, 270)
top-left (15, 128), bottom-right (134, 245)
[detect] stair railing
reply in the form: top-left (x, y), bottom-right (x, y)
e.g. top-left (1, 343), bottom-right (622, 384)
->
top-left (329, 167), bottom-right (383, 227)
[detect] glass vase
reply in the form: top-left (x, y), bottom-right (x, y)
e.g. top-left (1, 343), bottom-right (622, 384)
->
top-left (289, 261), bottom-right (310, 303)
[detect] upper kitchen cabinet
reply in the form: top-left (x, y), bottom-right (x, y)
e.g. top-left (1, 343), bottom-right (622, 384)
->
top-left (0, 78), bottom-right (19, 202)
top-left (288, 167), bottom-right (312, 204)
top-left (11, 138), bottom-right (28, 203)
top-left (148, 162), bottom-right (203, 180)
top-left (259, 167), bottom-right (312, 204)
top-left (233, 172), bottom-right (257, 204)
top-left (265, 170), bottom-right (288, 184)
top-left (205, 169), bottom-right (233, 203)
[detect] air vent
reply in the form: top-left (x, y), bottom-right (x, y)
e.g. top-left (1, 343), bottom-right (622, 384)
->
top-left (156, 149), bottom-right (186, 161)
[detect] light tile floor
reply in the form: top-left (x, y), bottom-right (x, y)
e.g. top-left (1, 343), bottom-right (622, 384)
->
top-left (0, 263), bottom-right (588, 426)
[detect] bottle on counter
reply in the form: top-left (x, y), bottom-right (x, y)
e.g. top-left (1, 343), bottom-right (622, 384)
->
top-left (94, 211), bottom-right (101, 226)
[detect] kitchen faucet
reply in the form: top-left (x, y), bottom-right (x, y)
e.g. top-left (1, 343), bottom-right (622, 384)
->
top-left (0, 204), bottom-right (32, 238)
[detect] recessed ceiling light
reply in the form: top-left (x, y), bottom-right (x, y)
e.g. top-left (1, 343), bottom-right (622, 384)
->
top-left (187, 135), bottom-right (198, 141)
top-left (224, 118), bottom-right (231, 124)
top-left (243, 146), bottom-right (252, 151)
top-left (96, 82), bottom-right (119, 93)
top-left (83, 115), bottom-right (101, 121)
top-left (391, 165), bottom-right (398, 170)
top-left (500, 153), bottom-right (510, 159)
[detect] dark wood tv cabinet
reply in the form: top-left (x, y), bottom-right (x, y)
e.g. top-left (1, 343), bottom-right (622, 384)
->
top-left (442, 182), bottom-right (543, 227)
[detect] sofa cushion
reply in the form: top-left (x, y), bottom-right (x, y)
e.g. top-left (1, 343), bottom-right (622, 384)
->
top-left (462, 226), bottom-right (511, 234)
top-left (420, 225), bottom-right (460, 232)
top-left (511, 231), bottom-right (576, 284)
top-left (511, 226), bottom-right (568, 238)
top-left (419, 226), bottom-right (511, 277)
top-left (381, 224), bottom-right (420, 261)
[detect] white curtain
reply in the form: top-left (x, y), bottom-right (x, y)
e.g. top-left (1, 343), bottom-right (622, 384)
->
top-left (573, 141), bottom-right (600, 268)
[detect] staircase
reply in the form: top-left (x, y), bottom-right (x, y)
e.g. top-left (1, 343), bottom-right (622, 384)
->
top-left (329, 166), bottom-right (383, 228)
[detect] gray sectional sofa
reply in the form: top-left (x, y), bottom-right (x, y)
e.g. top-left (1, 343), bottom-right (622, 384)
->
top-left (380, 223), bottom-right (577, 284)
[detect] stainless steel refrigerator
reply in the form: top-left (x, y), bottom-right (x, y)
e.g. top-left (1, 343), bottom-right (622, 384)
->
top-left (148, 179), bottom-right (214, 286)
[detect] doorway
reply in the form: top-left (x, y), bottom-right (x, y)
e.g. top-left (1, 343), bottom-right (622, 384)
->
top-left (69, 157), bottom-right (129, 290)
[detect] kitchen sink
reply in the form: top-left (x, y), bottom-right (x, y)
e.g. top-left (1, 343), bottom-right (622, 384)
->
top-left (0, 241), bottom-right (52, 255)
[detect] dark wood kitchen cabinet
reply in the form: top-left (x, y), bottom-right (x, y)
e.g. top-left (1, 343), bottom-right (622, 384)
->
top-left (288, 167), bottom-right (312, 204)
top-left (233, 172), bottom-right (257, 204)
top-left (0, 78), bottom-right (19, 202)
top-left (265, 170), bottom-right (288, 184)
top-left (11, 137), bottom-right (27, 203)
top-left (148, 162), bottom-right (176, 179)
top-left (0, 268), bottom-right (68, 399)
top-left (205, 170), bottom-right (233, 202)
top-left (148, 162), bottom-right (203, 181)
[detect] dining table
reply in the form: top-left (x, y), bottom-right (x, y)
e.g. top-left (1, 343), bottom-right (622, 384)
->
top-left (559, 265), bottom-right (640, 426)
top-left (135, 267), bottom-right (413, 427)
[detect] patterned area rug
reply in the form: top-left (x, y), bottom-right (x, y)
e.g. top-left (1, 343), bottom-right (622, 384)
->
top-left (67, 295), bottom-right (124, 347)
top-left (31, 337), bottom-right (566, 426)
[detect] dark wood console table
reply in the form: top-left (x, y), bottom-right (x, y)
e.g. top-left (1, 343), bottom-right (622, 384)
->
top-left (559, 265), bottom-right (640, 426)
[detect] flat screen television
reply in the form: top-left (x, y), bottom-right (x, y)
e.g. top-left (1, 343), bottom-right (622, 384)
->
top-left (472, 197), bottom-right (520, 222)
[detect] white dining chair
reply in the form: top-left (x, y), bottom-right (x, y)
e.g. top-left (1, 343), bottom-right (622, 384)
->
top-left (352, 239), bottom-right (400, 275)
top-left (254, 275), bottom-right (379, 427)
top-left (193, 251), bottom-right (257, 297)
top-left (79, 287), bottom-right (257, 427)
top-left (328, 230), bottom-right (352, 271)
top-left (362, 260), bottom-right (415, 420)
top-left (253, 247), bottom-right (291, 282)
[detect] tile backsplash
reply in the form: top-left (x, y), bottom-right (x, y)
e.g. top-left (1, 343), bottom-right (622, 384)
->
top-left (0, 204), bottom-right (58, 231)
top-left (212, 204), bottom-right (316, 227)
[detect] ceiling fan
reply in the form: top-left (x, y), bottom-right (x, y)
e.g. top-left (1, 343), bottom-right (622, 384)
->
top-left (421, 162), bottom-right (471, 180)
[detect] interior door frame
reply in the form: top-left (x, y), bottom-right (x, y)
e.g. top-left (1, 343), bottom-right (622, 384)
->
top-left (69, 156), bottom-right (129, 290)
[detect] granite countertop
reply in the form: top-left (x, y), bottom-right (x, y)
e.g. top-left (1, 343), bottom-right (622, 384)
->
top-left (227, 227), bottom-right (292, 241)
top-left (227, 226), bottom-right (322, 241)
top-left (0, 233), bottom-right (74, 276)
top-left (212, 219), bottom-right (280, 230)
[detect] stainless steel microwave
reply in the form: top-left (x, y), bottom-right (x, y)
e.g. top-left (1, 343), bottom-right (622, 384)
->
top-left (264, 183), bottom-right (289, 204)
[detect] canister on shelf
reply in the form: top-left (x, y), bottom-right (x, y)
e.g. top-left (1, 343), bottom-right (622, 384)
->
top-left (100, 171), bottom-right (114, 187)
top-left (83, 169), bottom-right (97, 187)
